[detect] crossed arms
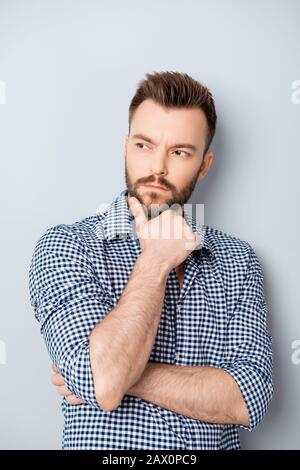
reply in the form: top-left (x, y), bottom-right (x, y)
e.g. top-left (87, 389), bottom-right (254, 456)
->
top-left (29, 225), bottom-right (273, 431)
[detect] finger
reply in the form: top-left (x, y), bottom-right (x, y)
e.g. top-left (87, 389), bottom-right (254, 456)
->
top-left (51, 372), bottom-right (65, 386)
top-left (66, 394), bottom-right (85, 405)
top-left (173, 203), bottom-right (184, 216)
top-left (128, 196), bottom-right (147, 231)
top-left (52, 363), bottom-right (59, 373)
top-left (186, 229), bottom-right (196, 240)
top-left (184, 232), bottom-right (203, 252)
top-left (195, 232), bottom-right (203, 247)
top-left (57, 385), bottom-right (73, 397)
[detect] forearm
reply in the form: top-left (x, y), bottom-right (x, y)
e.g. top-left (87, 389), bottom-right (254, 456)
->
top-left (89, 251), bottom-right (170, 410)
top-left (126, 362), bottom-right (249, 425)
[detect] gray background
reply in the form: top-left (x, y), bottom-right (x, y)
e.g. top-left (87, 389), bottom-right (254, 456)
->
top-left (0, 0), bottom-right (299, 450)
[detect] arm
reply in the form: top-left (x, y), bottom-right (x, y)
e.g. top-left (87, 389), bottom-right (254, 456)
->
top-left (126, 362), bottom-right (249, 425)
top-left (29, 224), bottom-right (169, 411)
top-left (89, 250), bottom-right (170, 410)
top-left (128, 246), bottom-right (273, 431)
top-left (218, 246), bottom-right (274, 431)
top-left (36, 197), bottom-right (201, 410)
top-left (29, 225), bottom-right (114, 409)
top-left (92, 196), bottom-right (201, 410)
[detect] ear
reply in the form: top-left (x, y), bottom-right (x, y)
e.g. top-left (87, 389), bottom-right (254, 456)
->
top-left (197, 150), bottom-right (214, 182)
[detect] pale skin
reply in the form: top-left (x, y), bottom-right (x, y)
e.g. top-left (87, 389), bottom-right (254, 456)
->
top-left (51, 99), bottom-right (250, 426)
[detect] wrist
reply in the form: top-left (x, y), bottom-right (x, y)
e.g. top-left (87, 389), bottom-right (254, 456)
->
top-left (139, 250), bottom-right (171, 278)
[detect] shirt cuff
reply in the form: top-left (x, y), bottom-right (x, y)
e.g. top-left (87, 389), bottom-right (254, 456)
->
top-left (221, 364), bottom-right (273, 432)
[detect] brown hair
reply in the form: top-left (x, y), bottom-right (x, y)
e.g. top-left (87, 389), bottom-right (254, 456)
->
top-left (128, 70), bottom-right (217, 155)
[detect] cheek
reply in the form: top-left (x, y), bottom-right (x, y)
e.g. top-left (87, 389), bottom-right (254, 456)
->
top-left (170, 160), bottom-right (197, 181)
top-left (127, 152), bottom-right (149, 176)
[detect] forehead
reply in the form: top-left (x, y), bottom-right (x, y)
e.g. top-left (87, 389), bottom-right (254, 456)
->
top-left (131, 98), bottom-right (208, 142)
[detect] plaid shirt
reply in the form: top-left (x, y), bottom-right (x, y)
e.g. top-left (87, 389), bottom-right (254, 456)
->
top-left (28, 187), bottom-right (273, 450)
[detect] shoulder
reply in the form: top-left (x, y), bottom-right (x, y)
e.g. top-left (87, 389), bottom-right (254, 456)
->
top-left (202, 224), bottom-right (261, 274)
top-left (203, 225), bottom-right (253, 257)
top-left (31, 213), bottom-right (106, 259)
top-left (200, 226), bottom-right (266, 302)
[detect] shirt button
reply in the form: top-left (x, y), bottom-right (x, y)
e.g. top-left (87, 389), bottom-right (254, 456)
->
top-left (175, 352), bottom-right (180, 360)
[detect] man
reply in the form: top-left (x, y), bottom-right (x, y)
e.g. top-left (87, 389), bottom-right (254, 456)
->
top-left (29, 70), bottom-right (273, 450)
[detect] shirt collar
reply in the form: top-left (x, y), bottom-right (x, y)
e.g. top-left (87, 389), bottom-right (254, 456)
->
top-left (101, 187), bottom-right (211, 252)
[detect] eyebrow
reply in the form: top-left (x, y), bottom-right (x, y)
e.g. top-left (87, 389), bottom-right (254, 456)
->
top-left (132, 133), bottom-right (198, 152)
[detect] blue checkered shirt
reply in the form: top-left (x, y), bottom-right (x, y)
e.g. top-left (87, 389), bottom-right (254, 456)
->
top-left (28, 188), bottom-right (273, 450)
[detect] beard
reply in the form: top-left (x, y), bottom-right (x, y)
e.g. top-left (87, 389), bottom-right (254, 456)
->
top-left (124, 153), bottom-right (202, 220)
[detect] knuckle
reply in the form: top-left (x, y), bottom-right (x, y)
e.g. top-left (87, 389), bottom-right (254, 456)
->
top-left (66, 395), bottom-right (76, 404)
top-left (51, 374), bottom-right (58, 385)
top-left (66, 395), bottom-right (83, 405)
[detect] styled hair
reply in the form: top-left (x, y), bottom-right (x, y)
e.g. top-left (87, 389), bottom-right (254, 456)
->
top-left (128, 71), bottom-right (217, 155)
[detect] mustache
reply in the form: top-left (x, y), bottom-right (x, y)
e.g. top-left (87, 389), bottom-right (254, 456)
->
top-left (138, 177), bottom-right (172, 190)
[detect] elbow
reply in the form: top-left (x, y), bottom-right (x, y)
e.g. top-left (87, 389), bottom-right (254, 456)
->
top-left (96, 393), bottom-right (121, 411)
top-left (95, 385), bottom-right (123, 411)
top-left (90, 350), bottom-right (122, 411)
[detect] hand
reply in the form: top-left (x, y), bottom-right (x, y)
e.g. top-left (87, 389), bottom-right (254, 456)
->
top-left (127, 194), bottom-right (202, 271)
top-left (51, 363), bottom-right (85, 405)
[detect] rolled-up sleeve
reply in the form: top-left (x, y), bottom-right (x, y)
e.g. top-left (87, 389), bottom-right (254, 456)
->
top-left (219, 245), bottom-right (273, 431)
top-left (28, 225), bottom-right (113, 409)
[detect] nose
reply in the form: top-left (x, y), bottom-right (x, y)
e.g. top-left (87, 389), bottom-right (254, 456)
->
top-left (150, 150), bottom-right (168, 176)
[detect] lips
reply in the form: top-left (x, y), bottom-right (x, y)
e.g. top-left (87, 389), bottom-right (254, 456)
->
top-left (144, 184), bottom-right (168, 191)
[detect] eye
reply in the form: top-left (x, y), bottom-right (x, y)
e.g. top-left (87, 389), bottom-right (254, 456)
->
top-left (135, 142), bottom-right (149, 150)
top-left (173, 149), bottom-right (190, 157)
top-left (135, 142), bottom-right (190, 157)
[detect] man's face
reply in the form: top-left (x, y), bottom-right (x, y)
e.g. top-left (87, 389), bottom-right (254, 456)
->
top-left (124, 98), bottom-right (213, 218)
